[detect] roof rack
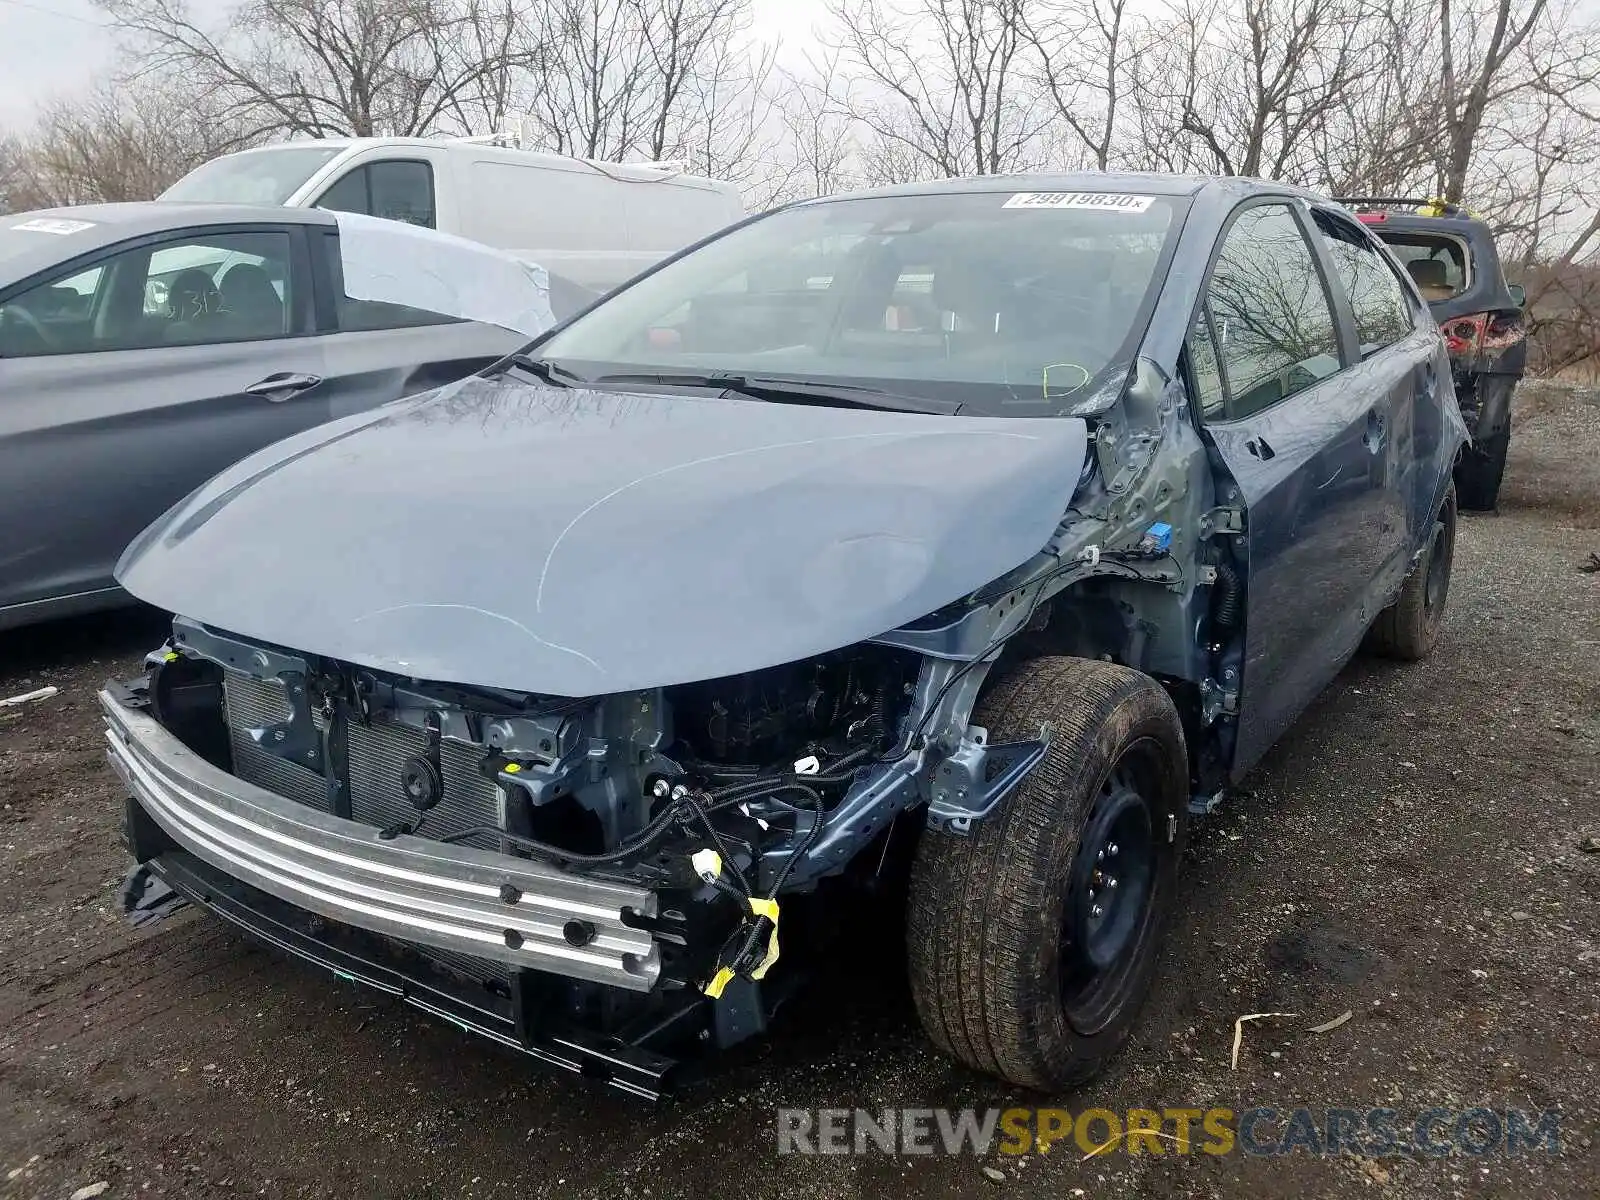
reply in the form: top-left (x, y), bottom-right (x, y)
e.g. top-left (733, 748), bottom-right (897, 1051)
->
top-left (1333, 196), bottom-right (1471, 218)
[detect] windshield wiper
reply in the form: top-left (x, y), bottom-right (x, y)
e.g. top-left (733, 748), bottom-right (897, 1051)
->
top-left (485, 353), bottom-right (588, 387)
top-left (591, 371), bottom-right (962, 415)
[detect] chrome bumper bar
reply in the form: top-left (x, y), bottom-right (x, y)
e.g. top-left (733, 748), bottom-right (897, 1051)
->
top-left (100, 691), bottom-right (660, 991)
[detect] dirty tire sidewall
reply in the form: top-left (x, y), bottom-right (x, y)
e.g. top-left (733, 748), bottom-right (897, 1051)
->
top-left (905, 657), bottom-right (1188, 1091)
top-left (1366, 483), bottom-right (1457, 661)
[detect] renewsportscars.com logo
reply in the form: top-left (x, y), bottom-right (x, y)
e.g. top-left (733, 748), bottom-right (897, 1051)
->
top-left (776, 1107), bottom-right (1563, 1158)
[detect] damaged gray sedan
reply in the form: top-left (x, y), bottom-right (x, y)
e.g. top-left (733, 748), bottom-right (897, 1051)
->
top-left (103, 175), bottom-right (1464, 1097)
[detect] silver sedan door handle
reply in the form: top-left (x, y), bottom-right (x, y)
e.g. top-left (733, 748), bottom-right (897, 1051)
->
top-left (244, 372), bottom-right (323, 402)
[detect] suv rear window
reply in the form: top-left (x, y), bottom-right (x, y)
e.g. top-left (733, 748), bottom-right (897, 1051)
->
top-left (1375, 233), bottom-right (1468, 301)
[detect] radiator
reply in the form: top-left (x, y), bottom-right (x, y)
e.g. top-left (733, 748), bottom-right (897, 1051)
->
top-left (220, 671), bottom-right (510, 987)
top-left (222, 672), bottom-right (330, 812)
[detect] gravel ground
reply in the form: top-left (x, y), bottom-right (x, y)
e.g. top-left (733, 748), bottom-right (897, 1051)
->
top-left (1, 383), bottom-right (1597, 1200)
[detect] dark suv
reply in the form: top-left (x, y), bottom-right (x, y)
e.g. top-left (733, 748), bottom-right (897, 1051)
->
top-left (1337, 197), bottom-right (1527, 510)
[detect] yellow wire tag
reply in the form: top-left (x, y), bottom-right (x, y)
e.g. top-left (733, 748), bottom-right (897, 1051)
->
top-left (747, 897), bottom-right (781, 980)
top-left (704, 966), bottom-right (737, 999)
top-left (701, 897), bottom-right (782, 996)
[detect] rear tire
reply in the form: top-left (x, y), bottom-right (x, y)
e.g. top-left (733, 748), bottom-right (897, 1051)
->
top-left (1456, 428), bottom-right (1510, 511)
top-left (905, 657), bottom-right (1188, 1090)
top-left (1366, 483), bottom-right (1457, 660)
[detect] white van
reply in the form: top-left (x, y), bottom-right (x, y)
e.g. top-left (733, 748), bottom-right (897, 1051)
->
top-left (159, 138), bottom-right (745, 293)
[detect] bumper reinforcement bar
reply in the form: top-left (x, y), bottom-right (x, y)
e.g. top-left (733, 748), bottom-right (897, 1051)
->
top-left (100, 690), bottom-right (661, 992)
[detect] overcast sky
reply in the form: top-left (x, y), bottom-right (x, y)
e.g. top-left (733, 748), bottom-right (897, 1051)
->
top-left (0, 0), bottom-right (830, 129)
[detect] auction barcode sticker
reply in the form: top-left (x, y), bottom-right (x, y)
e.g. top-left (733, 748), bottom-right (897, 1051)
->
top-left (11, 218), bottom-right (96, 235)
top-left (1002, 192), bottom-right (1155, 213)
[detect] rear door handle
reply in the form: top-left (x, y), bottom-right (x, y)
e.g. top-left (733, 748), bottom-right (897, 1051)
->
top-left (244, 372), bottom-right (323, 402)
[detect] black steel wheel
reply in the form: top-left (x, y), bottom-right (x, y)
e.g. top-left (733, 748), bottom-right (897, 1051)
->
top-left (906, 657), bottom-right (1188, 1090)
top-left (1060, 756), bottom-right (1161, 1033)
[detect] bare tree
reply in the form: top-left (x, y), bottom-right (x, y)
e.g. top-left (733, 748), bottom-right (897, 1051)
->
top-left (1300, 0), bottom-right (1445, 195)
top-left (523, 0), bottom-right (653, 158)
top-left (771, 51), bottom-right (863, 202)
top-left (1435, 0), bottom-right (1551, 202)
top-left (97, 0), bottom-right (528, 138)
top-left (1499, 19), bottom-right (1600, 373)
top-left (1019, 0), bottom-right (1137, 170)
top-left (1126, 0), bottom-right (1373, 181)
top-left (13, 78), bottom-right (262, 207)
top-left (0, 133), bottom-right (26, 213)
top-left (521, 0), bottom-right (757, 163)
top-left (635, 0), bottom-right (750, 160)
top-left (15, 0), bottom-right (1588, 380)
top-left (668, 34), bottom-right (786, 196)
top-left (827, 0), bottom-right (1046, 179)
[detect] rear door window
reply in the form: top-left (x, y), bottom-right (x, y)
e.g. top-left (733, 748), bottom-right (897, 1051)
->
top-left (315, 160), bottom-right (437, 229)
top-left (1204, 202), bottom-right (1343, 420)
top-left (319, 230), bottom-right (458, 332)
top-left (1313, 210), bottom-right (1415, 355)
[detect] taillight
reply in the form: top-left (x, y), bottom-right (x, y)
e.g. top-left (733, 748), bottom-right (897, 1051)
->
top-left (1442, 313), bottom-right (1488, 354)
top-left (1484, 312), bottom-right (1524, 348)
top-left (1441, 311), bottom-right (1525, 355)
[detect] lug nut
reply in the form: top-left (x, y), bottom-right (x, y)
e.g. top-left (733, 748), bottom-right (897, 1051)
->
top-left (1108, 842), bottom-right (1120, 856)
top-left (652, 778), bottom-right (672, 799)
top-left (1106, 876), bottom-right (1119, 890)
top-left (1091, 904), bottom-right (1104, 918)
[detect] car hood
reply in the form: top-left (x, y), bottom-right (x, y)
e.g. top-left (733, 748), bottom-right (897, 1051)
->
top-left (118, 375), bottom-right (1089, 696)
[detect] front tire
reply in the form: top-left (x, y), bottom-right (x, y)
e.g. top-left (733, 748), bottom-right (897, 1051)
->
top-left (905, 657), bottom-right (1188, 1090)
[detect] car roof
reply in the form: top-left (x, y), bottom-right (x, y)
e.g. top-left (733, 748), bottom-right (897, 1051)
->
top-left (1, 202), bottom-right (335, 287)
top-left (795, 172), bottom-right (1329, 204)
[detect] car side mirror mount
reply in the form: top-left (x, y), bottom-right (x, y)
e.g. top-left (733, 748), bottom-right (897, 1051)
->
top-left (1507, 283), bottom-right (1526, 309)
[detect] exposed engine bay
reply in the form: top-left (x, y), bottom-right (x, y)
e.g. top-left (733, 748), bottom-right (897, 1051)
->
top-left (136, 618), bottom-right (937, 1047)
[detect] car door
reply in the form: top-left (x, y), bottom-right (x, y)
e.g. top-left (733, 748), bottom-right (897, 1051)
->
top-left (1186, 199), bottom-right (1393, 775)
top-left (0, 223), bottom-right (333, 616)
top-left (1308, 206), bottom-right (1436, 601)
top-left (299, 225), bottom-right (527, 423)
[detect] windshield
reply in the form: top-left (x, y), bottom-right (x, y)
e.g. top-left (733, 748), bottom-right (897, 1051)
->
top-left (536, 189), bottom-right (1185, 413)
top-left (160, 146), bottom-right (344, 205)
